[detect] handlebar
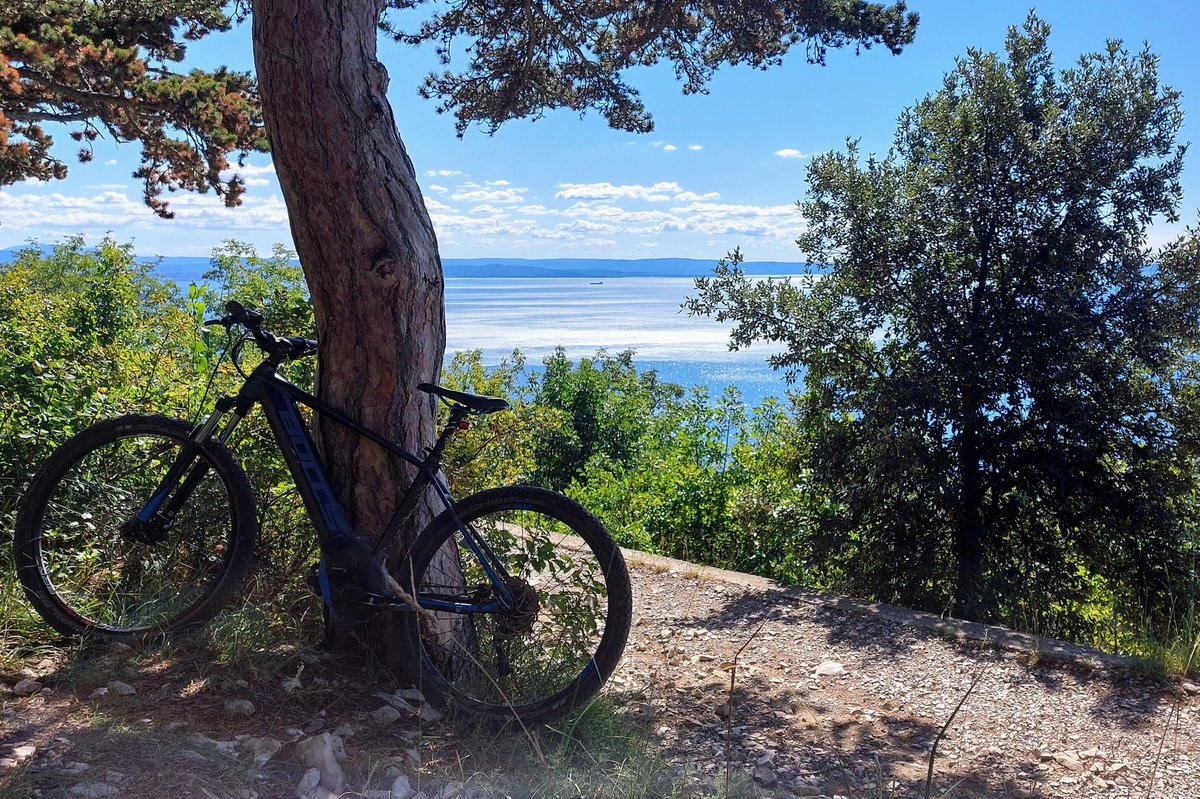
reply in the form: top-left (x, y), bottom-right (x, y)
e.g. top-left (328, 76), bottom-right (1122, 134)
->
top-left (205, 300), bottom-right (319, 363)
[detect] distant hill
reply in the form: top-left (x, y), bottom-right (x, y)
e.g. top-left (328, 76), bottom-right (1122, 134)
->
top-left (0, 246), bottom-right (809, 281)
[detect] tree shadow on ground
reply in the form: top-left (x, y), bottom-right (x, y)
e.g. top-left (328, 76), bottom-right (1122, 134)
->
top-left (661, 578), bottom-right (1185, 743)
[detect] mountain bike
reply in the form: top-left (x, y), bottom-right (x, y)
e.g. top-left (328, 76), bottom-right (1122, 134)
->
top-left (13, 301), bottom-right (632, 723)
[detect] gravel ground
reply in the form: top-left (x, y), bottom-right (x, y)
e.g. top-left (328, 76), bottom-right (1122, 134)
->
top-left (614, 553), bottom-right (1200, 798)
top-left (1, 552), bottom-right (1197, 799)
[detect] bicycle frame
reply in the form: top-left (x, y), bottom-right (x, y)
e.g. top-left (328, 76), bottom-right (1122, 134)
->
top-left (141, 357), bottom-right (515, 614)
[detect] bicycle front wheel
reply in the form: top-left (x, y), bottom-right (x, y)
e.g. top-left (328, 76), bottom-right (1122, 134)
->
top-left (399, 486), bottom-right (632, 724)
top-left (14, 415), bottom-right (258, 640)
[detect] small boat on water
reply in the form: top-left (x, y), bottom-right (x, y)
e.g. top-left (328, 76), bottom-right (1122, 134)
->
top-left (590, 281), bottom-right (603, 285)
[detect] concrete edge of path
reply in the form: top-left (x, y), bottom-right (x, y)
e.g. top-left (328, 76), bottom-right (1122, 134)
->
top-left (617, 545), bottom-right (1148, 675)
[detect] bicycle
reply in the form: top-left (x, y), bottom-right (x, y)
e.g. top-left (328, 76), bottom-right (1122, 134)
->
top-left (13, 301), bottom-right (632, 723)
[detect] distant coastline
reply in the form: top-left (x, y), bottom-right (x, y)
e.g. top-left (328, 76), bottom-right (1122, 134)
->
top-left (0, 245), bottom-right (809, 283)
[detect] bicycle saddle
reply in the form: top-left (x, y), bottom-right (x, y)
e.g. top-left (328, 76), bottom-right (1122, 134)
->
top-left (417, 383), bottom-right (509, 414)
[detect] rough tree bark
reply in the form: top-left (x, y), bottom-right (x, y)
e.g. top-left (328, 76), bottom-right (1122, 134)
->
top-left (251, 0), bottom-right (444, 557)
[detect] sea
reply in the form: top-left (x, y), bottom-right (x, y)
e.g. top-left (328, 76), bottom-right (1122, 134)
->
top-left (443, 276), bottom-right (792, 408)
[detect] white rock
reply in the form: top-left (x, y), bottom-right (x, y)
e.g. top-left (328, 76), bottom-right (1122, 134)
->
top-left (107, 681), bottom-right (136, 696)
top-left (813, 661), bottom-right (847, 677)
top-left (12, 745), bottom-right (36, 763)
top-left (189, 734), bottom-right (239, 756)
top-left (417, 705), bottom-right (442, 723)
top-left (390, 774), bottom-right (416, 799)
top-left (333, 723), bottom-right (355, 738)
top-left (69, 783), bottom-right (119, 798)
top-left (751, 765), bottom-right (778, 786)
top-left (88, 687), bottom-right (110, 700)
top-left (363, 791), bottom-right (392, 799)
top-left (294, 734), bottom-right (345, 791)
top-left (62, 762), bottom-right (90, 775)
top-left (104, 772), bottom-right (127, 785)
top-left (13, 679), bottom-right (42, 697)
top-left (372, 705), bottom-right (403, 725)
top-left (281, 677), bottom-right (302, 693)
top-left (224, 699), bottom-right (256, 717)
top-left (0, 758), bottom-right (17, 770)
top-left (399, 688), bottom-right (426, 703)
top-left (296, 768), bottom-right (322, 797)
top-left (241, 736), bottom-right (282, 765)
top-left (377, 691), bottom-right (417, 712)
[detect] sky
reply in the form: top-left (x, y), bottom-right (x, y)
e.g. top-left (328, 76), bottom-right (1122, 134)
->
top-left (2, 0), bottom-right (1199, 261)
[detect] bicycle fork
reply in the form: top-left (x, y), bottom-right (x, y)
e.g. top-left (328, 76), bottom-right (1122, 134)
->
top-left (122, 401), bottom-right (246, 545)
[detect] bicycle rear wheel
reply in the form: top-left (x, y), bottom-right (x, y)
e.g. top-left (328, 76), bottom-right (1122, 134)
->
top-left (14, 415), bottom-right (258, 640)
top-left (399, 486), bottom-right (632, 724)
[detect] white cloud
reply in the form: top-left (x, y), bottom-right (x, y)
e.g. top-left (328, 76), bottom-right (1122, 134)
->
top-left (469, 203), bottom-right (506, 215)
top-left (423, 197), bottom-right (453, 211)
top-left (428, 184), bottom-right (448, 193)
top-left (220, 161), bottom-right (277, 187)
top-left (104, 159), bottom-right (118, 166)
top-left (555, 219), bottom-right (620, 234)
top-left (775, 149), bottom-right (814, 159)
top-left (425, 169), bottom-right (464, 177)
top-left (231, 162), bottom-right (276, 177)
top-left (662, 144), bottom-right (678, 152)
top-left (516, 204), bottom-right (554, 216)
top-left (556, 182), bottom-right (682, 202)
top-left (450, 187), bottom-right (527, 204)
top-left (688, 145), bottom-right (703, 151)
top-left (673, 190), bottom-right (720, 202)
top-left (485, 179), bottom-right (511, 186)
top-left (0, 187), bottom-right (290, 236)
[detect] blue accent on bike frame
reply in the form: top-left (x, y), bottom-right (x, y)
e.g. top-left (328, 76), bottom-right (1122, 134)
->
top-left (317, 558), bottom-right (335, 610)
top-left (262, 382), bottom-right (352, 537)
top-left (135, 487), bottom-right (171, 522)
top-left (427, 475), bottom-right (515, 608)
top-left (419, 597), bottom-right (502, 613)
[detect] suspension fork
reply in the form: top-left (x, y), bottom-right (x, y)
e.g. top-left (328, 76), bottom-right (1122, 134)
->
top-left (124, 399), bottom-right (247, 540)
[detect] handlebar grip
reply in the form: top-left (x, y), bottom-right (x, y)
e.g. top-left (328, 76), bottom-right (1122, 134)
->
top-left (225, 300), bottom-right (264, 325)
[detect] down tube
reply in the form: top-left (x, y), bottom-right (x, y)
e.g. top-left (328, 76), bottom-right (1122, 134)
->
top-left (256, 380), bottom-right (353, 541)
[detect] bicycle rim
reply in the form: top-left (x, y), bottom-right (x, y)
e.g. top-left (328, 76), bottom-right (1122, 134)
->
top-left (31, 429), bottom-right (241, 634)
top-left (408, 489), bottom-right (629, 721)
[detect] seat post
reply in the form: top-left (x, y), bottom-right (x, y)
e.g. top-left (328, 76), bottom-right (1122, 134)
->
top-left (423, 404), bottom-right (470, 470)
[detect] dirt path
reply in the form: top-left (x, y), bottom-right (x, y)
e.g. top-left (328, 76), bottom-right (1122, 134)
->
top-left (2, 553), bottom-right (1197, 799)
top-left (616, 554), bottom-right (1199, 798)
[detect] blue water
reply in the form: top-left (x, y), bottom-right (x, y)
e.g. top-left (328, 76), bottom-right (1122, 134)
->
top-left (444, 277), bottom-right (792, 407)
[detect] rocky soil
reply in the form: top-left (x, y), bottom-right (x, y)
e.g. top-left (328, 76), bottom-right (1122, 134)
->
top-left (2, 551), bottom-right (1197, 799)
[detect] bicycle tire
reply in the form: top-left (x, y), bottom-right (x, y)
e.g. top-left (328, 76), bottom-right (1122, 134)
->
top-left (14, 415), bottom-right (258, 641)
top-left (398, 485), bottom-right (632, 724)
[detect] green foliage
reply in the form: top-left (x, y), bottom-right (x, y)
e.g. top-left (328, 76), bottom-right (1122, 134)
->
top-left (688, 15), bottom-right (1200, 640)
top-left (0, 238), bottom-right (198, 518)
top-left (0, 237), bottom-right (319, 652)
top-left (442, 347), bottom-right (819, 585)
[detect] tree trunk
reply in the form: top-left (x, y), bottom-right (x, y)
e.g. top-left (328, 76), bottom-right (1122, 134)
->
top-left (953, 414), bottom-right (988, 621)
top-left (250, 1), bottom-right (444, 559)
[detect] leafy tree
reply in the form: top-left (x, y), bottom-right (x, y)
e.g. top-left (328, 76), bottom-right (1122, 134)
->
top-left (3, 0), bottom-right (917, 533)
top-left (689, 15), bottom-right (1200, 633)
top-left (0, 1), bottom-right (266, 213)
top-left (4, 0), bottom-right (917, 657)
